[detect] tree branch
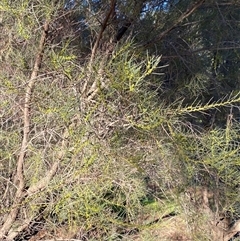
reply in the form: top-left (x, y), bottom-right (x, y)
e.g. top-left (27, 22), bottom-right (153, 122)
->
top-left (5, 162), bottom-right (59, 240)
top-left (0, 20), bottom-right (49, 240)
top-left (89, 0), bottom-right (116, 65)
top-left (223, 219), bottom-right (240, 241)
top-left (144, 0), bottom-right (205, 47)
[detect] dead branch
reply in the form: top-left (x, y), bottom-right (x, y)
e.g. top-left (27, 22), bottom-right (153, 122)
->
top-left (0, 20), bottom-right (49, 240)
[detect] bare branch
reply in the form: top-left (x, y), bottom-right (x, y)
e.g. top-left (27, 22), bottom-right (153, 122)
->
top-left (0, 20), bottom-right (49, 240)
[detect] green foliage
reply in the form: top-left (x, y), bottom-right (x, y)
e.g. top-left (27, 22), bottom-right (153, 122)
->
top-left (1, 1), bottom-right (240, 240)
